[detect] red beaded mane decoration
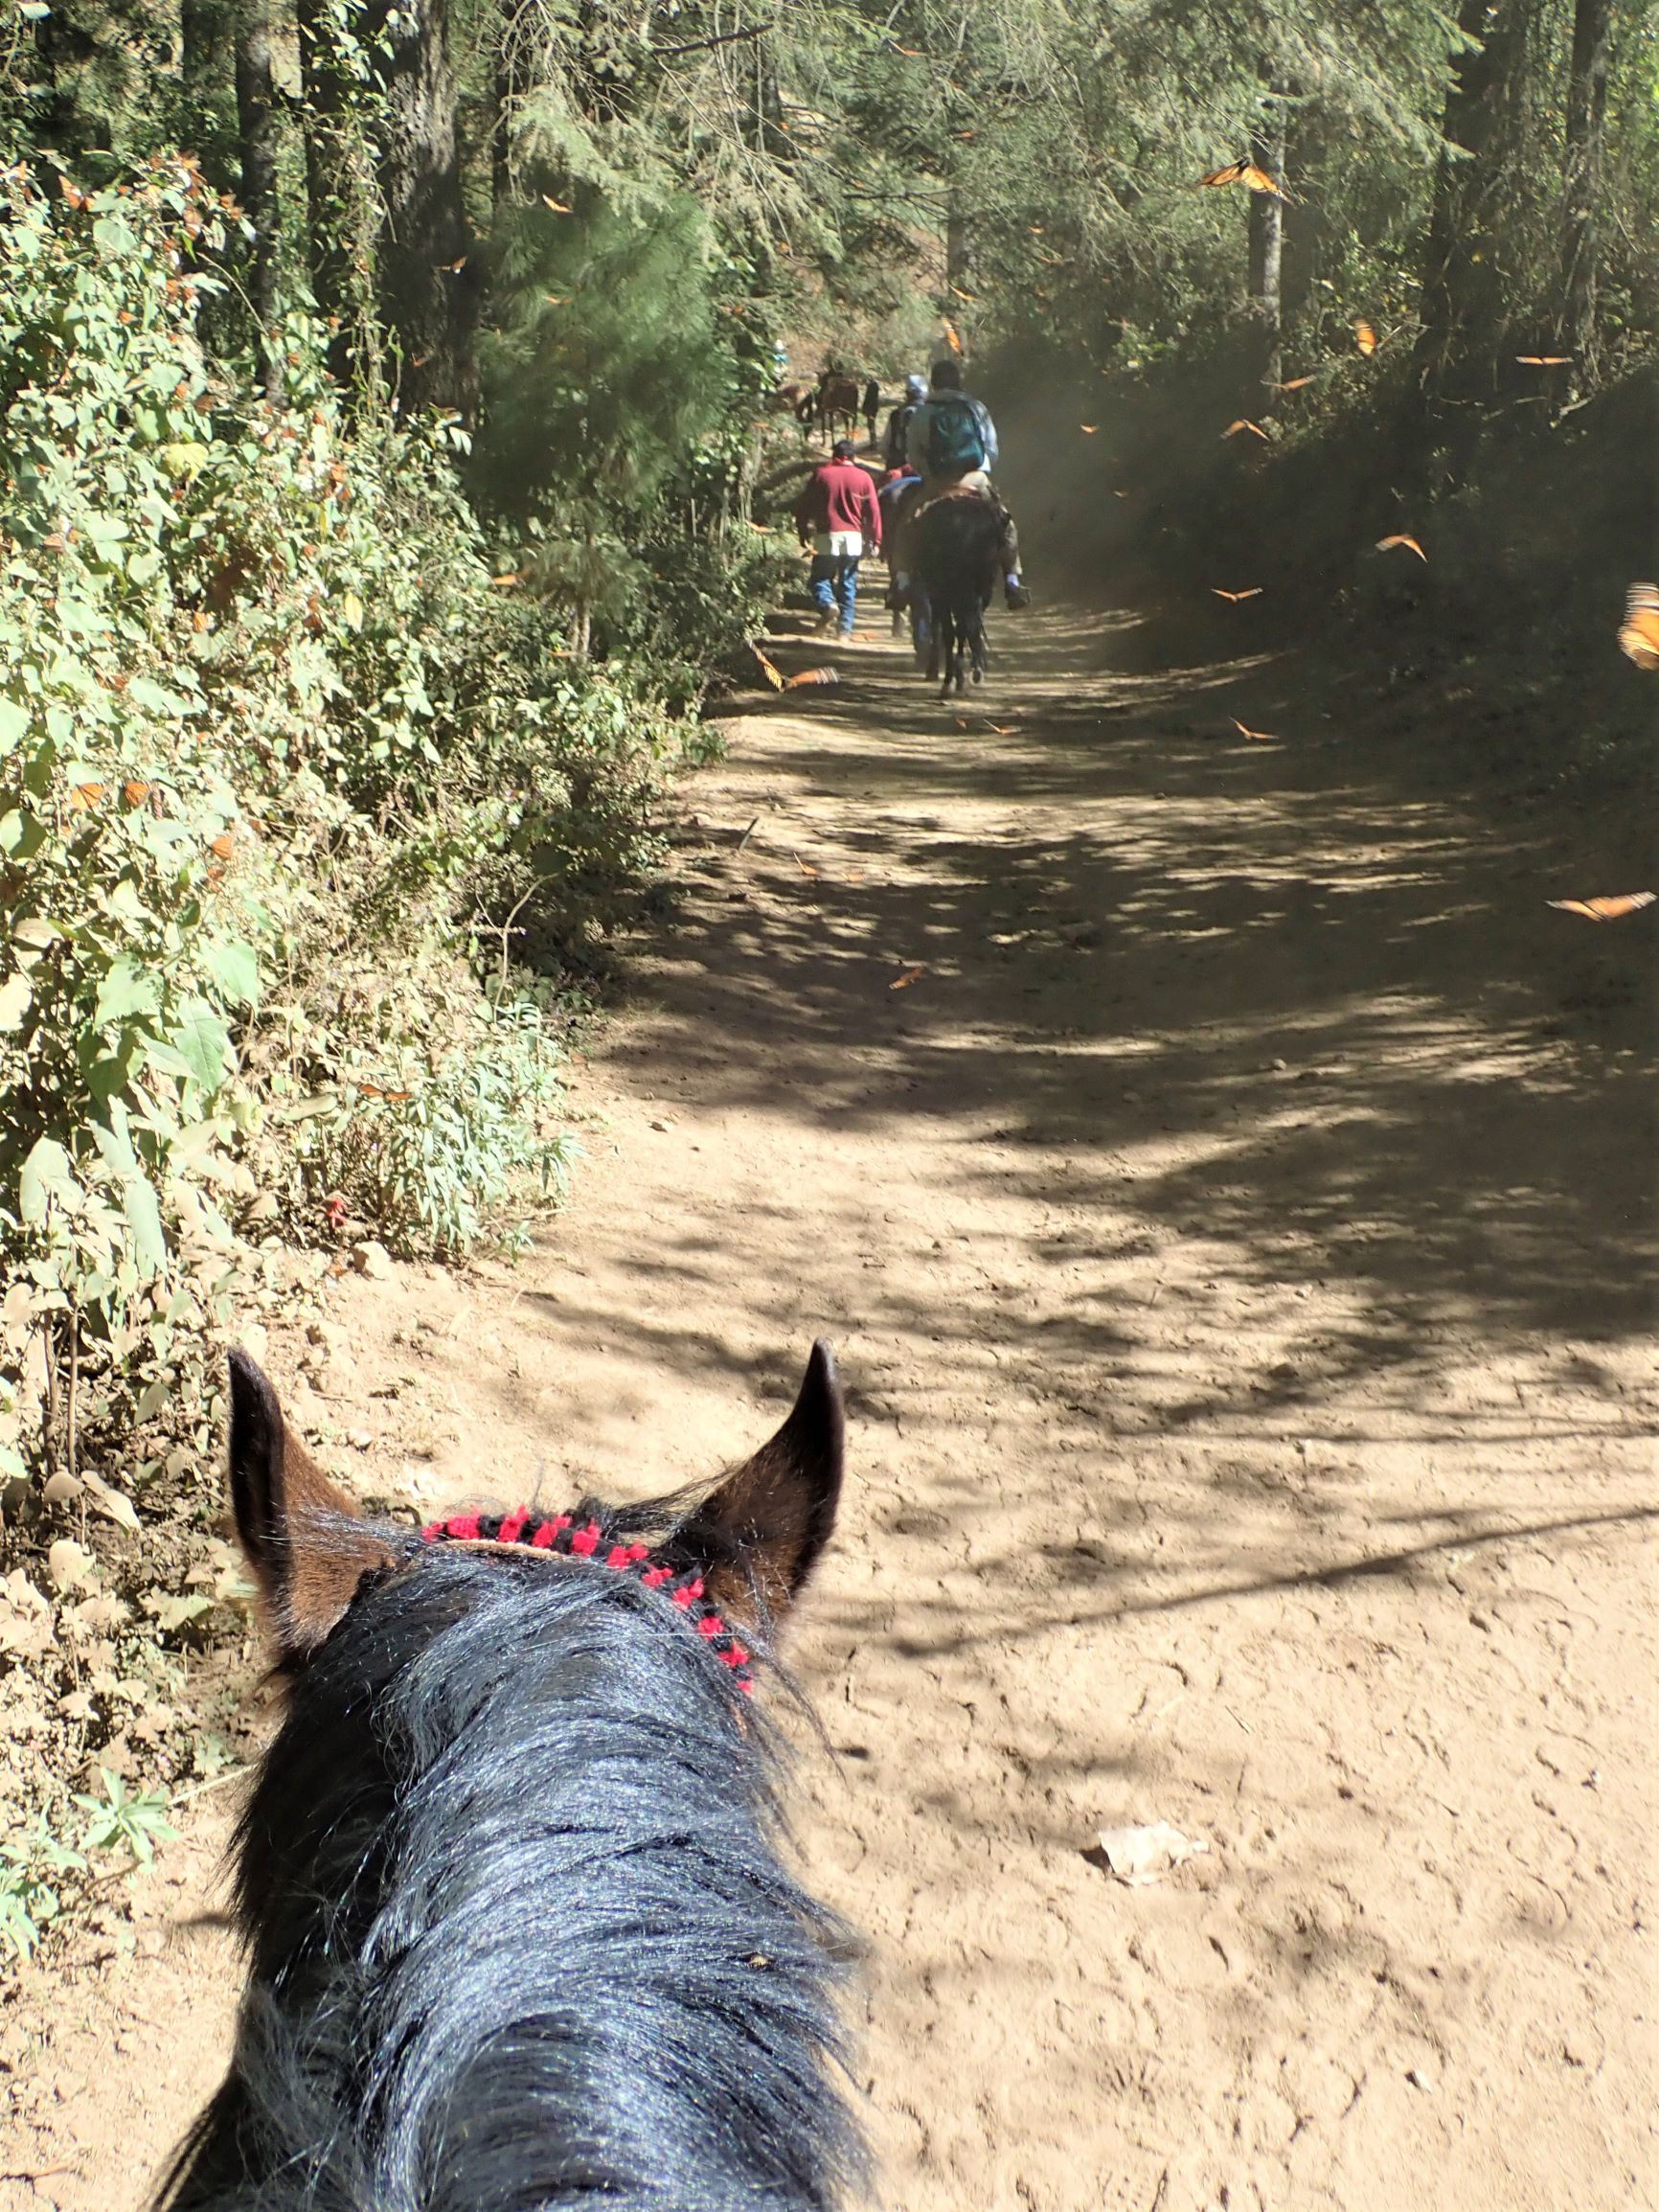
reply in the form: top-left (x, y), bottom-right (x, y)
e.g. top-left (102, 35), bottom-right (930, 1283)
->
top-left (420, 1509), bottom-right (755, 1695)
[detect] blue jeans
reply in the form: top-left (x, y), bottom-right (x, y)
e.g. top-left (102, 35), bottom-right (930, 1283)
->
top-left (809, 554), bottom-right (860, 634)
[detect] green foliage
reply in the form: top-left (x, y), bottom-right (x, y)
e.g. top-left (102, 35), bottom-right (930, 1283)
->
top-left (0, 1815), bottom-right (86, 1960)
top-left (0, 154), bottom-right (687, 1494)
top-left (74, 1767), bottom-right (176, 1866)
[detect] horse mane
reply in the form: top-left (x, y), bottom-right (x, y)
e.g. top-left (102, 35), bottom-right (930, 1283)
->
top-left (157, 1538), bottom-right (865, 2212)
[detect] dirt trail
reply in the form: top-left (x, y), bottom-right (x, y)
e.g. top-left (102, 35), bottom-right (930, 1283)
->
top-left (4, 604), bottom-right (1655, 2212)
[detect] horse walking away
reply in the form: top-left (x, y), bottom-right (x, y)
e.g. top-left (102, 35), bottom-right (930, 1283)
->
top-left (809, 370), bottom-right (861, 443)
top-left (913, 491), bottom-right (1003, 697)
top-left (157, 1345), bottom-right (867, 2212)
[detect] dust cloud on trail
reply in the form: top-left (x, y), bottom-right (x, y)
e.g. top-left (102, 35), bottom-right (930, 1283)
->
top-left (5, 602), bottom-right (1653, 2212)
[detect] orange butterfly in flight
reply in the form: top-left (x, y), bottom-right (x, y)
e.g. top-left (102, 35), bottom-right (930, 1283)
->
top-left (1223, 419), bottom-right (1269, 441)
top-left (784, 667), bottom-right (838, 690)
top-left (1213, 587), bottom-right (1262, 602)
top-left (1197, 160), bottom-right (1291, 202)
top-left (1079, 423), bottom-right (1098, 434)
top-left (794, 854), bottom-right (818, 878)
top-left (941, 318), bottom-right (964, 355)
top-left (1515, 354), bottom-right (1572, 366)
top-left (1376, 535), bottom-right (1426, 561)
top-left (1546, 893), bottom-right (1654, 921)
top-left (890, 963), bottom-right (927, 991)
top-left (1617, 582), bottom-right (1659, 671)
top-left (1272, 374), bottom-right (1316, 391)
top-left (1232, 718), bottom-right (1277, 741)
top-left (752, 647), bottom-right (784, 692)
top-left (1354, 320), bottom-right (1378, 354)
top-left (541, 195), bottom-right (571, 212)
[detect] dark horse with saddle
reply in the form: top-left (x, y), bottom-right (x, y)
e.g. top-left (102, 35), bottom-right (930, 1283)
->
top-left (887, 365), bottom-right (1027, 697)
top-left (906, 489), bottom-right (1007, 696)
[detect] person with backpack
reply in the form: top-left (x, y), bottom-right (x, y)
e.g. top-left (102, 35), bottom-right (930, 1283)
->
top-left (905, 357), bottom-right (1029, 609)
top-left (794, 437), bottom-right (883, 637)
top-left (884, 373), bottom-right (928, 471)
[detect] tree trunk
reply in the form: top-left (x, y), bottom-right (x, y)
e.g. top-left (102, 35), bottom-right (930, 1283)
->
top-left (178, 0), bottom-right (218, 151)
top-left (1411, 0), bottom-right (1527, 418)
top-left (234, 0), bottom-right (281, 399)
top-left (297, 0), bottom-right (352, 370)
top-left (492, 0), bottom-right (517, 211)
top-left (946, 204), bottom-right (973, 292)
top-left (1558, 0), bottom-right (1614, 376)
top-left (367, 0), bottom-right (476, 415)
top-left (1247, 90), bottom-right (1286, 392)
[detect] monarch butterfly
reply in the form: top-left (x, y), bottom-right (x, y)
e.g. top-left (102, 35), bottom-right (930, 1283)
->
top-left (1617, 582), bottom-right (1659, 672)
top-left (1515, 354), bottom-right (1572, 367)
top-left (1354, 320), bottom-right (1378, 355)
top-left (1271, 375), bottom-right (1317, 392)
top-left (752, 646), bottom-right (784, 692)
top-left (1232, 718), bottom-right (1277, 741)
top-left (784, 667), bottom-right (838, 690)
top-left (1376, 535), bottom-right (1427, 561)
top-left (1197, 160), bottom-right (1289, 201)
top-left (941, 318), bottom-right (965, 356)
top-left (1546, 893), bottom-right (1655, 921)
top-left (1213, 587), bottom-right (1262, 602)
top-left (1223, 419), bottom-right (1269, 441)
top-left (890, 963), bottom-right (927, 991)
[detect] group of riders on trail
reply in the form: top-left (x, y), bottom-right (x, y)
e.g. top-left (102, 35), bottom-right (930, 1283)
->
top-left (792, 356), bottom-right (1029, 643)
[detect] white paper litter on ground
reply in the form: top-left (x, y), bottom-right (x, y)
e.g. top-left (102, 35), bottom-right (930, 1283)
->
top-left (1096, 1820), bottom-right (1211, 1886)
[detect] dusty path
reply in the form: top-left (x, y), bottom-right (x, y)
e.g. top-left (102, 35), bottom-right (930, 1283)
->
top-left (4, 604), bottom-right (1655, 2212)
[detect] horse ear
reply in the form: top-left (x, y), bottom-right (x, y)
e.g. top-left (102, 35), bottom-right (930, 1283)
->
top-left (687, 1340), bottom-right (845, 1637)
top-left (228, 1350), bottom-right (396, 1660)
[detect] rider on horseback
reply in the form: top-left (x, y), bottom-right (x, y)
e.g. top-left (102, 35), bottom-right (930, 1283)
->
top-left (904, 358), bottom-right (1029, 610)
top-left (884, 373), bottom-right (929, 471)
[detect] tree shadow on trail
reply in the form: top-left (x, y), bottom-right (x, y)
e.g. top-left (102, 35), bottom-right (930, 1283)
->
top-left (637, 604), bottom-right (1654, 1371)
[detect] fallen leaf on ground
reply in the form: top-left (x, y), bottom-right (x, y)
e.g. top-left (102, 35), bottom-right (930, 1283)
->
top-left (1617, 582), bottom-right (1659, 670)
top-left (1096, 1820), bottom-right (1211, 1886)
top-left (890, 963), bottom-right (927, 991)
top-left (1232, 718), bottom-right (1277, 741)
top-left (1376, 534), bottom-right (1427, 560)
top-left (1545, 893), bottom-right (1654, 921)
top-left (1212, 587), bottom-right (1262, 602)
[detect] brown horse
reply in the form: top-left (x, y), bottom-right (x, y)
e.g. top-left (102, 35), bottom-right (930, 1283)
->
top-left (810, 370), bottom-right (861, 441)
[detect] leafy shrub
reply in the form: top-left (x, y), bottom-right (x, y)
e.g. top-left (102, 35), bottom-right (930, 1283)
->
top-left (0, 153), bottom-right (693, 1492)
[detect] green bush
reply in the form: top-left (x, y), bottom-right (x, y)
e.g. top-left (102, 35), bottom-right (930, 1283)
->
top-left (0, 153), bottom-right (691, 1491)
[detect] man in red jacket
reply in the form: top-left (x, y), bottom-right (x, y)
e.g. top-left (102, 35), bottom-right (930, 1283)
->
top-left (794, 438), bottom-right (883, 637)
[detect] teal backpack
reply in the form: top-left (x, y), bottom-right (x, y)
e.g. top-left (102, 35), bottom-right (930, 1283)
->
top-left (922, 394), bottom-right (989, 476)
